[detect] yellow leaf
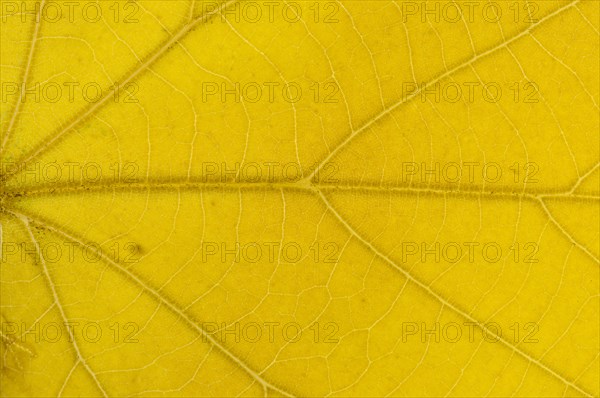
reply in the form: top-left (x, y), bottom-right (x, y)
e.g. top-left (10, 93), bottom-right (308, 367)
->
top-left (1, 0), bottom-right (598, 397)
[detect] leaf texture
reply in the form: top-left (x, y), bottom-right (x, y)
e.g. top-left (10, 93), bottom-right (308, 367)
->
top-left (0, 1), bottom-right (599, 397)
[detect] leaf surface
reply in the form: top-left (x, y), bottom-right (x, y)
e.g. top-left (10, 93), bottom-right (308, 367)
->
top-left (1, 1), bottom-right (598, 397)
